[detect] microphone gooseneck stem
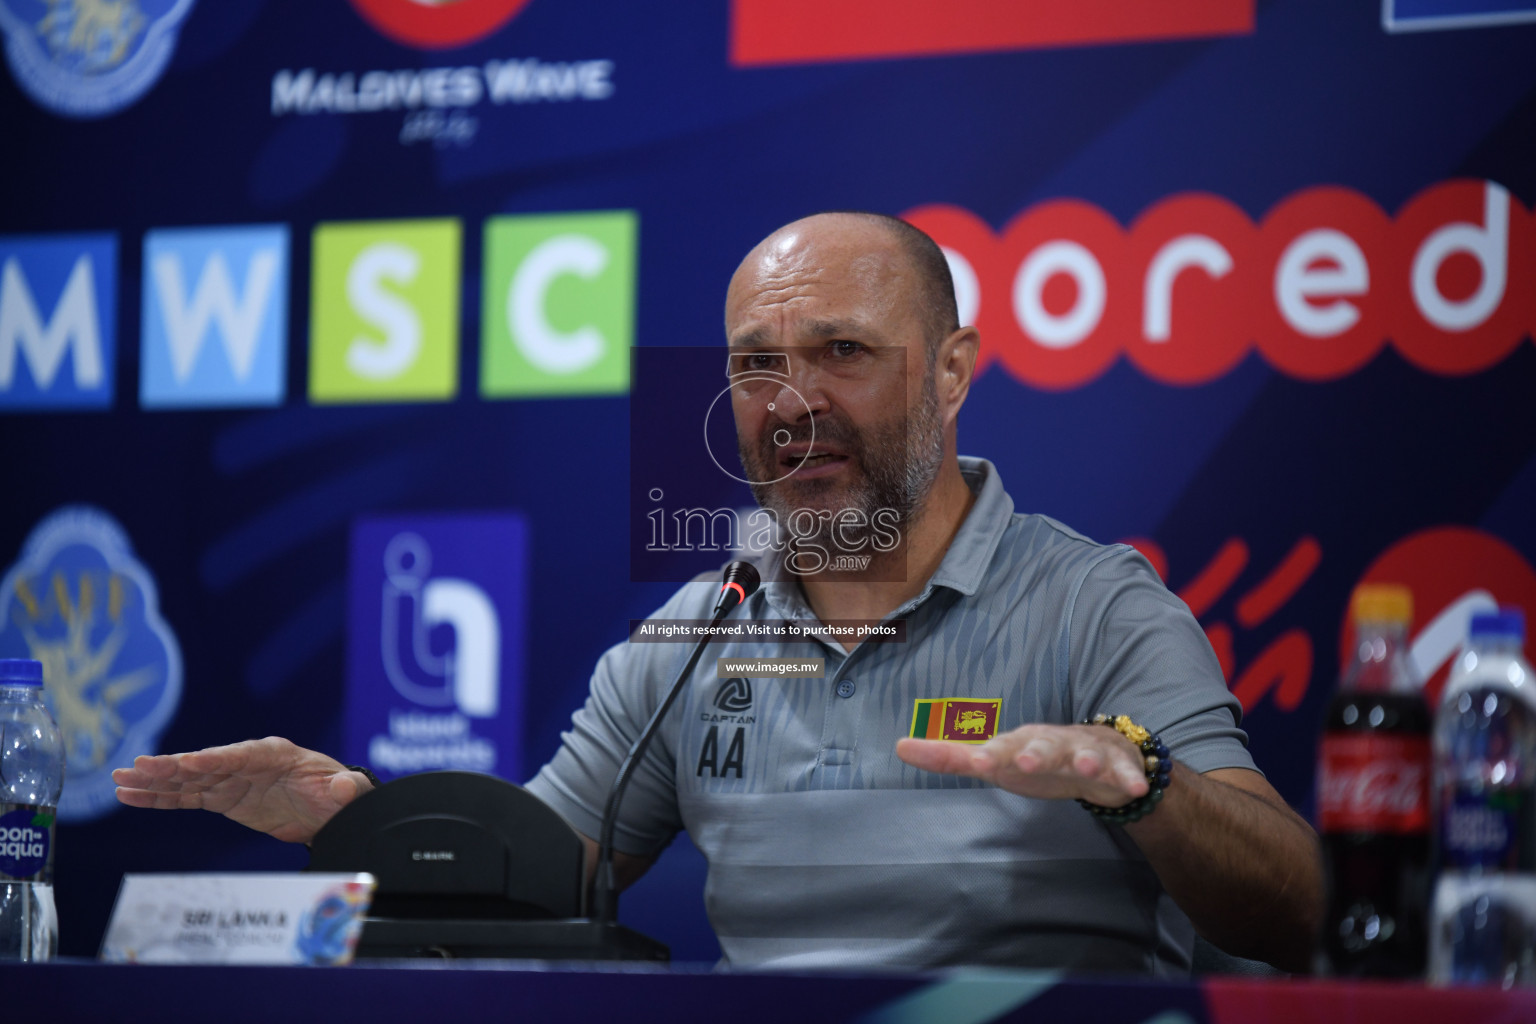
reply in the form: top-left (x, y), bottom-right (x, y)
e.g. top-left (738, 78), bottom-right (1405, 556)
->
top-left (592, 603), bottom-right (731, 927)
top-left (592, 561), bottom-right (759, 930)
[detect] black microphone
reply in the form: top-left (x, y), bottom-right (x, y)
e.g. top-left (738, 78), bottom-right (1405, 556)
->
top-left (591, 560), bottom-right (761, 930)
top-left (713, 559), bottom-right (761, 616)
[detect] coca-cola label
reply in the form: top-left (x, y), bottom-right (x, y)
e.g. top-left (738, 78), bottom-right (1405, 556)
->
top-left (1317, 733), bottom-right (1430, 834)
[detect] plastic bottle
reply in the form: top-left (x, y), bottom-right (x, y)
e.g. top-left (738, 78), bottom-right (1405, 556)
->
top-left (1429, 609), bottom-right (1536, 987)
top-left (0, 659), bottom-right (65, 961)
top-left (1317, 584), bottom-right (1431, 976)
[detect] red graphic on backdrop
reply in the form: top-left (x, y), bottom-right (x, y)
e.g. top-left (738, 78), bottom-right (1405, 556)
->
top-left (1130, 527), bottom-right (1536, 718)
top-left (1127, 536), bottom-right (1321, 714)
top-left (904, 179), bottom-right (1536, 391)
top-left (730, 0), bottom-right (1253, 66)
top-left (1347, 526), bottom-right (1536, 708)
top-left (349, 0), bottom-right (533, 49)
top-left (1316, 733), bottom-right (1431, 834)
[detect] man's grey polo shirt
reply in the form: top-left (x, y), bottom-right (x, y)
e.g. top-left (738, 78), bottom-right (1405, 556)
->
top-left (527, 457), bottom-right (1255, 974)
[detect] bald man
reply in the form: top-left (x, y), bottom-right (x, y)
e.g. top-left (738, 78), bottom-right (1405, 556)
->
top-left (115, 213), bottom-right (1322, 975)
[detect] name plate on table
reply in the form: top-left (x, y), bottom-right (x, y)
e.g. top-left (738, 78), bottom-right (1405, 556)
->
top-left (100, 873), bottom-right (376, 966)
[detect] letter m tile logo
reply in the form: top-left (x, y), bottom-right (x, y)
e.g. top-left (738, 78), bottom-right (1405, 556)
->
top-left (0, 235), bottom-right (117, 411)
top-left (140, 225), bottom-right (290, 409)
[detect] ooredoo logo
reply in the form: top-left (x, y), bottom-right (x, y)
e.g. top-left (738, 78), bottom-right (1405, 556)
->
top-left (905, 178), bottom-right (1535, 391)
top-left (348, 0), bottom-right (534, 49)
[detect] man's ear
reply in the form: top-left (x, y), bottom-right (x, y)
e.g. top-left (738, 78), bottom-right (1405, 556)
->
top-left (937, 326), bottom-right (980, 421)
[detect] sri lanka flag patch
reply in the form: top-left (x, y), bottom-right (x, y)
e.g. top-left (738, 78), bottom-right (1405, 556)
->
top-left (910, 698), bottom-right (1002, 743)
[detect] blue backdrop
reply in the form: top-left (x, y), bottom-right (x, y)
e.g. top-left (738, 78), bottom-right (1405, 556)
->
top-left (3, 0), bottom-right (1535, 960)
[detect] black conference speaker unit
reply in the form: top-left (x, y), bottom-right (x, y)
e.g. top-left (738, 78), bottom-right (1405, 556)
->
top-left (306, 771), bottom-right (669, 961)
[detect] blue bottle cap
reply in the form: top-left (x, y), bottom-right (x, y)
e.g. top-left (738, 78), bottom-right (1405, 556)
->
top-left (1469, 609), bottom-right (1526, 641)
top-left (0, 659), bottom-right (44, 686)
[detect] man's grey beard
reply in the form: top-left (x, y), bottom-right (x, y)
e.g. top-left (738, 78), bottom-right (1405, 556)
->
top-left (738, 376), bottom-right (946, 548)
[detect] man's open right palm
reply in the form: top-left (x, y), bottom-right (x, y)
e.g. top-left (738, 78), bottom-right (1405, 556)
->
top-left (112, 736), bottom-right (373, 844)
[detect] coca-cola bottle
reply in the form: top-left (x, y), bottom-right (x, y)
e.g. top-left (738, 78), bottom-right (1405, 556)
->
top-left (1317, 583), bottom-right (1430, 976)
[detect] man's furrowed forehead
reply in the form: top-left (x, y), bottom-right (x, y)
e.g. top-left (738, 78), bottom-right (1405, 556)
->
top-left (728, 316), bottom-right (891, 350)
top-left (733, 230), bottom-right (903, 294)
top-left (725, 234), bottom-right (915, 344)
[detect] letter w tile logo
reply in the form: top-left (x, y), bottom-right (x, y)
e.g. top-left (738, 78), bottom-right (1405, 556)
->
top-left (140, 225), bottom-right (290, 409)
top-left (715, 677), bottom-right (752, 712)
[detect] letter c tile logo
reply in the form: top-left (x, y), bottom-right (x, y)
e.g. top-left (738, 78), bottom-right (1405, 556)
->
top-left (479, 211), bottom-right (634, 398)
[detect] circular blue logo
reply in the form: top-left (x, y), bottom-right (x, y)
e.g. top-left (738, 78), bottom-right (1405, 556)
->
top-left (0, 507), bottom-right (184, 822)
top-left (0, 0), bottom-right (197, 119)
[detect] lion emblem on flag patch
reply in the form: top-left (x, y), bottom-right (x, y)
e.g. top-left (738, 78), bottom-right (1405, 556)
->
top-left (910, 698), bottom-right (1001, 743)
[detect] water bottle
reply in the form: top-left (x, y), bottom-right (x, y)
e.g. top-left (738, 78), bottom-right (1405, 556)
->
top-left (0, 659), bottom-right (64, 962)
top-left (1429, 609), bottom-right (1536, 986)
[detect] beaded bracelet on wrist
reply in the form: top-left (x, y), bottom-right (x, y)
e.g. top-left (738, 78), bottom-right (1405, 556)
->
top-left (345, 764), bottom-right (384, 790)
top-left (1075, 714), bottom-right (1171, 825)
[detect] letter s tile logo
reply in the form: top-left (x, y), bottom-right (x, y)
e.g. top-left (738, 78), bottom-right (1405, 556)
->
top-left (308, 218), bottom-right (461, 404)
top-left (479, 211), bottom-right (634, 398)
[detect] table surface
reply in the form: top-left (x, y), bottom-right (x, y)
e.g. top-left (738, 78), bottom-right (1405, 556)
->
top-left (6, 959), bottom-right (1536, 1024)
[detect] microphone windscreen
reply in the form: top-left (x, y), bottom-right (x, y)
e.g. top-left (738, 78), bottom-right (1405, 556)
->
top-left (723, 560), bottom-right (761, 599)
top-left (715, 560), bottom-right (762, 614)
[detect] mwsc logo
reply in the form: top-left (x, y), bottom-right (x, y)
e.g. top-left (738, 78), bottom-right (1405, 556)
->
top-left (0, 0), bottom-right (196, 118)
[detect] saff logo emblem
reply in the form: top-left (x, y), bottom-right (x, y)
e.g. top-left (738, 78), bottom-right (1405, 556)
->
top-left (714, 677), bottom-right (752, 713)
top-left (0, 0), bottom-right (198, 118)
top-left (0, 506), bottom-right (183, 822)
top-left (910, 698), bottom-right (1001, 744)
